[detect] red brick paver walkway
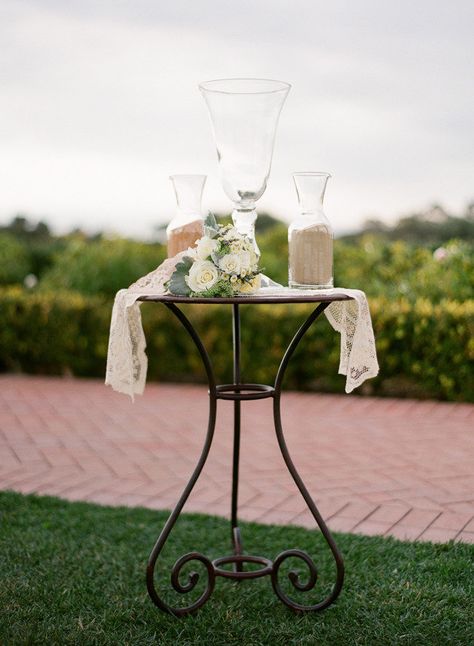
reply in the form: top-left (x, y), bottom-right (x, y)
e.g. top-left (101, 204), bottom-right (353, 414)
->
top-left (1, 375), bottom-right (473, 543)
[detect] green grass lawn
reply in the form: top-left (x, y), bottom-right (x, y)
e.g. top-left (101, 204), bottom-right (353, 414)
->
top-left (0, 491), bottom-right (472, 645)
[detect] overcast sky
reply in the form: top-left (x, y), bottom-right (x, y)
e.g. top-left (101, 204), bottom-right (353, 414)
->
top-left (1, 0), bottom-right (473, 238)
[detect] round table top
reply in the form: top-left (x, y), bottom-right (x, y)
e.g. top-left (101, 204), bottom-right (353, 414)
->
top-left (138, 291), bottom-right (354, 305)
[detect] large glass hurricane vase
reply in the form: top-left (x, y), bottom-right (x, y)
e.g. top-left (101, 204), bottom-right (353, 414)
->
top-left (199, 79), bottom-right (290, 254)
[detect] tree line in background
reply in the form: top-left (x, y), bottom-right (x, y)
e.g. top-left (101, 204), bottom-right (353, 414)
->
top-left (0, 204), bottom-right (473, 401)
top-left (1, 203), bottom-right (472, 301)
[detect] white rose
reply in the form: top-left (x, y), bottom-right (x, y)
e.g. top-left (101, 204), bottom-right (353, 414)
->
top-left (218, 253), bottom-right (241, 275)
top-left (185, 260), bottom-right (219, 292)
top-left (196, 236), bottom-right (218, 260)
top-left (230, 239), bottom-right (245, 253)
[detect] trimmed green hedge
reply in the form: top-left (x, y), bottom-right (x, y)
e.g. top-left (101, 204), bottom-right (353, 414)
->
top-left (0, 289), bottom-right (108, 377)
top-left (40, 238), bottom-right (166, 297)
top-left (1, 287), bottom-right (473, 401)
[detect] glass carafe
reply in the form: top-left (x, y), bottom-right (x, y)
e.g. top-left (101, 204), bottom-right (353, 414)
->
top-left (167, 174), bottom-right (206, 258)
top-left (199, 78), bottom-right (290, 256)
top-left (288, 172), bottom-right (334, 289)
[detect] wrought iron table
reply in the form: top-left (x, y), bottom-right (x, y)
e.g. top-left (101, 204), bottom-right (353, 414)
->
top-left (139, 293), bottom-right (352, 616)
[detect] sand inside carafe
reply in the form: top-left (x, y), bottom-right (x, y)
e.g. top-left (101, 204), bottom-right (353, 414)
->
top-left (167, 218), bottom-right (204, 258)
top-left (289, 223), bottom-right (333, 288)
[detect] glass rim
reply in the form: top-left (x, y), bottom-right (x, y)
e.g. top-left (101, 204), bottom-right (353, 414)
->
top-left (199, 78), bottom-right (291, 95)
top-left (293, 172), bottom-right (332, 178)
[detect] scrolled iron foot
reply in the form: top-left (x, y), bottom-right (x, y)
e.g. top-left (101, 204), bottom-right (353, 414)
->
top-left (271, 549), bottom-right (322, 611)
top-left (147, 551), bottom-right (216, 616)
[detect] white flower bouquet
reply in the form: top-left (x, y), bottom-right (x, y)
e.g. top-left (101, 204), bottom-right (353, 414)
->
top-left (166, 214), bottom-right (261, 297)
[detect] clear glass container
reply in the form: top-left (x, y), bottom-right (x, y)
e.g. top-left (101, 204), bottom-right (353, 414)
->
top-left (167, 174), bottom-right (206, 258)
top-left (288, 172), bottom-right (334, 289)
top-left (199, 78), bottom-right (290, 256)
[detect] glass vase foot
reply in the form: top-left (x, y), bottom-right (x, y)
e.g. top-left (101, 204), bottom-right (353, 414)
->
top-left (289, 280), bottom-right (334, 290)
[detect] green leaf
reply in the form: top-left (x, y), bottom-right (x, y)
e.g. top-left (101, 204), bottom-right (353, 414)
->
top-left (194, 278), bottom-right (236, 298)
top-left (175, 256), bottom-right (194, 273)
top-left (204, 212), bottom-right (219, 239)
top-left (211, 240), bottom-right (230, 264)
top-left (167, 256), bottom-right (193, 296)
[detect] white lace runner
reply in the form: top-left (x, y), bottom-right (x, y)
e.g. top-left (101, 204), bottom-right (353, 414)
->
top-left (259, 286), bottom-right (379, 392)
top-left (105, 254), bottom-right (185, 399)
top-left (105, 259), bottom-right (379, 399)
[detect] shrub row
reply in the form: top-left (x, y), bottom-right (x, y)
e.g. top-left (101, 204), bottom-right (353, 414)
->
top-left (1, 287), bottom-right (472, 402)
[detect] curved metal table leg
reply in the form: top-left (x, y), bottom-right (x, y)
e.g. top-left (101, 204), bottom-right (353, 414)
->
top-left (146, 302), bottom-right (218, 616)
top-left (271, 302), bottom-right (345, 611)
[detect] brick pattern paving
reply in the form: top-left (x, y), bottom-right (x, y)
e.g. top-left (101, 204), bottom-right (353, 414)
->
top-left (0, 375), bottom-right (473, 544)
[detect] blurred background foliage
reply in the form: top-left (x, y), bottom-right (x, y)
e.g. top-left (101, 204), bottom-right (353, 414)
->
top-left (0, 204), bottom-right (473, 401)
top-left (41, 238), bottom-right (166, 297)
